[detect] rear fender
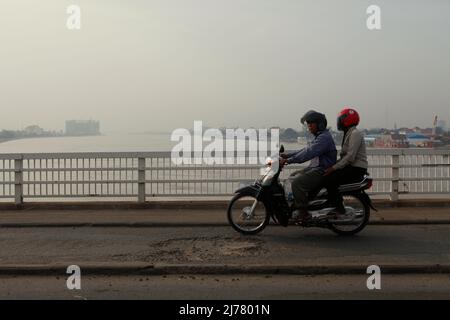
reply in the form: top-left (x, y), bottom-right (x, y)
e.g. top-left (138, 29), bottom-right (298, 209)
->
top-left (358, 191), bottom-right (378, 212)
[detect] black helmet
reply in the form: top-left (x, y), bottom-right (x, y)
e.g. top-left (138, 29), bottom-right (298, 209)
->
top-left (300, 110), bottom-right (328, 131)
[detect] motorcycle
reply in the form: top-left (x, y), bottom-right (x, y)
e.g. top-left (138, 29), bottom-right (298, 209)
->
top-left (227, 145), bottom-right (376, 235)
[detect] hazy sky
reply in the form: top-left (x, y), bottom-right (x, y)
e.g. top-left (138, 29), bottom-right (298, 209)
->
top-left (1, 0), bottom-right (449, 133)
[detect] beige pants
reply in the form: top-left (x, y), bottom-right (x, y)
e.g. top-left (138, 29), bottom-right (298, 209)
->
top-left (291, 168), bottom-right (325, 209)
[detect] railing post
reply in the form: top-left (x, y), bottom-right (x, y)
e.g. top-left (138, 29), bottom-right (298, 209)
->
top-left (138, 157), bottom-right (146, 203)
top-left (14, 157), bottom-right (24, 205)
top-left (445, 154), bottom-right (450, 193)
top-left (390, 154), bottom-right (399, 201)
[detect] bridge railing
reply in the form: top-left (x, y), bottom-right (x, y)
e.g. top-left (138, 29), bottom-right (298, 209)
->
top-left (1, 149), bottom-right (449, 204)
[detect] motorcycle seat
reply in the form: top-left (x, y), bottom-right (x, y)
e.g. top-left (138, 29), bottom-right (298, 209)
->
top-left (338, 175), bottom-right (372, 192)
top-left (313, 175), bottom-right (372, 198)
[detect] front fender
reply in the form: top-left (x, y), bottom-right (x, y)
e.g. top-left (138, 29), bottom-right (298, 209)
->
top-left (234, 184), bottom-right (262, 198)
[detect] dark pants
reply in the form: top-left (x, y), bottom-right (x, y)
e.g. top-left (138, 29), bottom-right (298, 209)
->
top-left (325, 166), bottom-right (367, 212)
top-left (291, 168), bottom-right (326, 210)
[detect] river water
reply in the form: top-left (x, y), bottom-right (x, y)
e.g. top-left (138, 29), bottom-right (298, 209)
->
top-left (0, 133), bottom-right (300, 153)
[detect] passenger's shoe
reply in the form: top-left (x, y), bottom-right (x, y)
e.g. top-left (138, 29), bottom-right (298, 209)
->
top-left (291, 209), bottom-right (300, 220)
top-left (292, 209), bottom-right (312, 225)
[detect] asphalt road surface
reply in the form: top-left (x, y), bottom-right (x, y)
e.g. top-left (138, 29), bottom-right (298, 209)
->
top-left (0, 224), bottom-right (449, 299)
top-left (0, 225), bottom-right (449, 266)
top-left (0, 274), bottom-right (449, 299)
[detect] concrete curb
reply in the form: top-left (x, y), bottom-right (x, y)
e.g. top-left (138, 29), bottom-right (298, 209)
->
top-left (1, 199), bottom-right (450, 210)
top-left (0, 222), bottom-right (228, 228)
top-left (0, 264), bottom-right (449, 276)
top-left (368, 220), bottom-right (450, 225)
top-left (1, 220), bottom-right (450, 228)
top-left (0, 201), bottom-right (229, 211)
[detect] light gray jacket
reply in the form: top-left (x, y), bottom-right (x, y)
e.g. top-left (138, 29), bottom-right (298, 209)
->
top-left (333, 126), bottom-right (368, 170)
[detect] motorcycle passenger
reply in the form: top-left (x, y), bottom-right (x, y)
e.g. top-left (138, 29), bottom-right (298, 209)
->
top-left (323, 108), bottom-right (368, 215)
top-left (280, 110), bottom-right (337, 222)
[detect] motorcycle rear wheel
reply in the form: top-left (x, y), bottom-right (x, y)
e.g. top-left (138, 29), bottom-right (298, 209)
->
top-left (329, 193), bottom-right (370, 236)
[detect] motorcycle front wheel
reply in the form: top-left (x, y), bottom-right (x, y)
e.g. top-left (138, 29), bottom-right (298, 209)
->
top-left (227, 193), bottom-right (269, 235)
top-left (329, 193), bottom-right (370, 236)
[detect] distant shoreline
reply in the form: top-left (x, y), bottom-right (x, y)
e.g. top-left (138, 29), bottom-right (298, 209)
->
top-left (0, 134), bottom-right (103, 145)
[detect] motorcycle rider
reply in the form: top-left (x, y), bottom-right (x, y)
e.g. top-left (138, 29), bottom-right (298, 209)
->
top-left (280, 110), bottom-right (337, 222)
top-left (323, 107), bottom-right (368, 215)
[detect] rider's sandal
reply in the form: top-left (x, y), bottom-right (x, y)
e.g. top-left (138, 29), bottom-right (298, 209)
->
top-left (294, 213), bottom-right (312, 226)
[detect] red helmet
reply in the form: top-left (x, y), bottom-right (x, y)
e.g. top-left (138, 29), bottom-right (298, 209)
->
top-left (337, 108), bottom-right (360, 131)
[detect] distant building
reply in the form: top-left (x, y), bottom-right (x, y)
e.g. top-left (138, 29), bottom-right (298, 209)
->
top-left (398, 127), bottom-right (414, 135)
top-left (419, 128), bottom-right (433, 136)
top-left (374, 134), bottom-right (409, 148)
top-left (407, 133), bottom-right (432, 148)
top-left (437, 120), bottom-right (447, 131)
top-left (364, 135), bottom-right (378, 148)
top-left (65, 120), bottom-right (100, 136)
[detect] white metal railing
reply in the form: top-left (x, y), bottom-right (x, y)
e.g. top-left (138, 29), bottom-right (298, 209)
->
top-left (0, 149), bottom-right (449, 204)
